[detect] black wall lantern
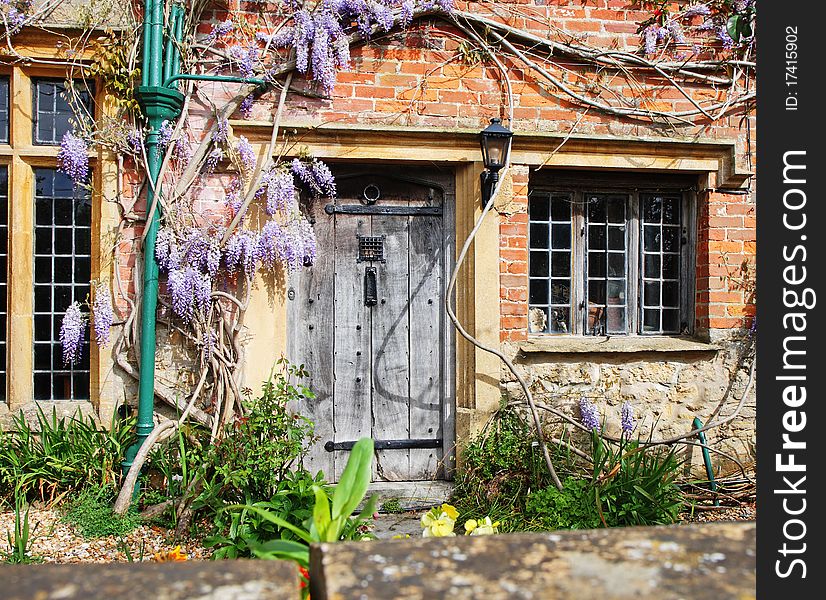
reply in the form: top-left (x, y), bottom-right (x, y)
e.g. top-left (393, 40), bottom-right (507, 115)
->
top-left (479, 117), bottom-right (513, 206)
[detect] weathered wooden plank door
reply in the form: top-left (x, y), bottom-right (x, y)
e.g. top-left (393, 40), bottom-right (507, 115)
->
top-left (288, 166), bottom-right (454, 482)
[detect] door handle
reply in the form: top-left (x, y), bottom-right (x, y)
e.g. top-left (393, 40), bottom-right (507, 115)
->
top-left (364, 266), bottom-right (377, 306)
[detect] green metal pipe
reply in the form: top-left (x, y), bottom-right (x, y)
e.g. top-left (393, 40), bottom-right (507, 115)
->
top-left (163, 73), bottom-right (267, 89)
top-left (149, 0), bottom-right (164, 86)
top-left (140, 0), bottom-right (154, 87)
top-left (171, 6), bottom-right (183, 80)
top-left (692, 417), bottom-right (719, 507)
top-left (123, 0), bottom-right (184, 495)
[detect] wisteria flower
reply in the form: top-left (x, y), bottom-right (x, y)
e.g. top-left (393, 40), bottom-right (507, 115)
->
top-left (93, 285), bottom-right (113, 347)
top-left (208, 19), bottom-right (233, 41)
top-left (236, 136), bottom-right (256, 176)
top-left (212, 117), bottom-right (229, 144)
top-left (57, 132), bottom-right (89, 185)
top-left (224, 229), bottom-right (260, 278)
top-left (579, 398), bottom-right (601, 432)
top-left (168, 266), bottom-right (212, 322)
top-left (291, 158), bottom-right (336, 198)
top-left (155, 227), bottom-right (181, 272)
top-left (126, 128), bottom-right (143, 154)
top-left (239, 94), bottom-right (255, 119)
top-left (261, 168), bottom-right (297, 215)
top-left (621, 401), bottom-right (635, 436)
top-left (157, 120), bottom-right (175, 152)
top-left (60, 302), bottom-right (86, 365)
top-left (206, 147), bottom-right (224, 173)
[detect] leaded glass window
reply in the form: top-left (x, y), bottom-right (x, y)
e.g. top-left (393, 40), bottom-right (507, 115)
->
top-left (528, 181), bottom-right (692, 336)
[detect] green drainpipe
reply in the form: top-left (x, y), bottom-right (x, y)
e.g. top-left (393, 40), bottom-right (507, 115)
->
top-left (692, 417), bottom-right (719, 507)
top-left (122, 0), bottom-right (184, 490)
top-left (122, 1), bottom-right (263, 491)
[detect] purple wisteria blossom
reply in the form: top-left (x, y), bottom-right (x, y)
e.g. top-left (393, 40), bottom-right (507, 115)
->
top-left (157, 120), bottom-right (175, 151)
top-left (224, 229), bottom-right (260, 278)
top-left (258, 220), bottom-right (288, 269)
top-left (683, 4), bottom-right (711, 18)
top-left (229, 44), bottom-right (259, 78)
top-left (206, 147), bottom-right (224, 173)
top-left (212, 117), bottom-right (229, 144)
top-left (175, 135), bottom-right (193, 166)
top-left (60, 302), bottom-right (86, 365)
top-left (291, 158), bottom-right (336, 198)
top-left (168, 266), bottom-right (212, 322)
top-left (643, 25), bottom-right (659, 55)
top-left (262, 168), bottom-right (298, 215)
top-left (126, 128), bottom-right (143, 154)
top-left (93, 285), bottom-right (113, 347)
top-left (239, 94), bottom-right (255, 118)
top-left (716, 26), bottom-right (735, 49)
top-left (621, 401), bottom-right (635, 436)
top-left (236, 136), bottom-right (256, 174)
top-left (57, 132), bottom-right (89, 185)
top-left (257, 217), bottom-right (316, 272)
top-left (225, 177), bottom-right (245, 218)
top-left (209, 19), bottom-right (234, 41)
top-left (667, 20), bottom-right (686, 44)
top-left (155, 227), bottom-right (181, 271)
top-left (579, 398), bottom-right (601, 433)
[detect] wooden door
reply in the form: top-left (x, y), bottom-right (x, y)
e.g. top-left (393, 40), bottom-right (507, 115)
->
top-left (288, 166), bottom-right (454, 482)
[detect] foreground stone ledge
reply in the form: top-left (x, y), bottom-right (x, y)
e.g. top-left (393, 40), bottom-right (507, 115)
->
top-left (0, 559), bottom-right (298, 600)
top-left (311, 521), bottom-right (755, 600)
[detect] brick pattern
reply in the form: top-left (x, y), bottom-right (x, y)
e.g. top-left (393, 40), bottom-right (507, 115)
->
top-left (116, 1), bottom-right (756, 341)
top-left (695, 191), bottom-right (757, 331)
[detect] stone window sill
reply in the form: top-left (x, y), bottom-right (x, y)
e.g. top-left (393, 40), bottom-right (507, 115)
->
top-left (519, 335), bottom-right (719, 354)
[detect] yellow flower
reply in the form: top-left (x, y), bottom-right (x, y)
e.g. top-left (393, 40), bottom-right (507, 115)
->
top-left (440, 503), bottom-right (459, 521)
top-left (421, 508), bottom-right (456, 537)
top-left (469, 516), bottom-right (499, 536)
top-left (464, 519), bottom-right (478, 534)
top-left (152, 545), bottom-right (188, 562)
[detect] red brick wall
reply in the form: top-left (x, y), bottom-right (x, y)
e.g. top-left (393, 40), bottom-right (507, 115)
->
top-left (118, 1), bottom-right (756, 341)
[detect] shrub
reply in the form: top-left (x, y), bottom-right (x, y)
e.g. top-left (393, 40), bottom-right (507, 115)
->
top-left (0, 407), bottom-right (134, 503)
top-left (205, 470), bottom-right (325, 559)
top-left (142, 359), bottom-right (322, 544)
top-left (590, 432), bottom-right (683, 527)
top-left (61, 486), bottom-right (141, 539)
top-left (525, 478), bottom-right (601, 530)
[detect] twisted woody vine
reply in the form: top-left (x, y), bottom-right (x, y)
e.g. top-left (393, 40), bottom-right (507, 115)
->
top-left (2, 1), bottom-right (755, 501)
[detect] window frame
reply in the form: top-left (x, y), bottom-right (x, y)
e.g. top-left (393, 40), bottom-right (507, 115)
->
top-left (528, 174), bottom-right (696, 337)
top-left (0, 64), bottom-right (102, 409)
top-left (31, 77), bottom-right (94, 146)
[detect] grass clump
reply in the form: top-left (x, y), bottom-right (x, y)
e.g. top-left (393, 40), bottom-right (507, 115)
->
top-left (61, 486), bottom-right (141, 539)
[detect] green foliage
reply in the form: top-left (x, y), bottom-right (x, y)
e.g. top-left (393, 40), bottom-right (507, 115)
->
top-left (380, 498), bottom-right (403, 514)
top-left (0, 407), bottom-right (134, 503)
top-left (2, 491), bottom-right (41, 564)
top-left (205, 470), bottom-right (325, 559)
top-left (141, 360), bottom-right (321, 545)
top-left (87, 31), bottom-right (141, 113)
top-left (228, 437), bottom-right (378, 568)
top-left (200, 359), bottom-right (317, 507)
top-left (452, 408), bottom-right (683, 533)
top-left (525, 478), bottom-right (601, 530)
top-left (61, 486), bottom-right (141, 539)
top-left (590, 432), bottom-right (683, 527)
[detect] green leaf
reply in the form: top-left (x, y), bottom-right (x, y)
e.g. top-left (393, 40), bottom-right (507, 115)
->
top-left (312, 485), bottom-right (332, 541)
top-left (226, 505), bottom-right (312, 544)
top-left (726, 15), bottom-right (741, 41)
top-left (331, 438), bottom-right (373, 521)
